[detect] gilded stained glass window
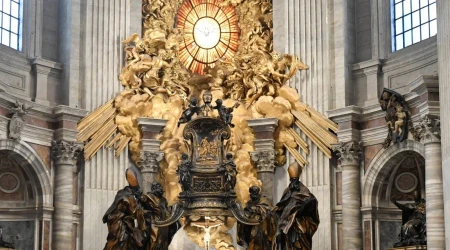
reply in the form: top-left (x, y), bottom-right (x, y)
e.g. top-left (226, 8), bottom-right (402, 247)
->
top-left (177, 0), bottom-right (239, 74)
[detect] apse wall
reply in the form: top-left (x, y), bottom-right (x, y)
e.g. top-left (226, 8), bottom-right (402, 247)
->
top-left (80, 1), bottom-right (141, 249)
top-left (273, 1), bottom-right (333, 249)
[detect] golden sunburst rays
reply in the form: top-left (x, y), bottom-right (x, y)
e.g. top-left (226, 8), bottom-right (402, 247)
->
top-left (177, 0), bottom-right (239, 74)
top-left (77, 99), bottom-right (130, 161)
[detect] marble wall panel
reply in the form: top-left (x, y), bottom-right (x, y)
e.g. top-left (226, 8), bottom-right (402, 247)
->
top-left (0, 221), bottom-right (34, 250)
top-left (364, 144), bottom-right (383, 172)
top-left (29, 143), bottom-right (51, 171)
top-left (379, 221), bottom-right (401, 250)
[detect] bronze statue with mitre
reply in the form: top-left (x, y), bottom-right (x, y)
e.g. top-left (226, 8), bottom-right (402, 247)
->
top-left (273, 163), bottom-right (320, 250)
top-left (102, 168), bottom-right (146, 250)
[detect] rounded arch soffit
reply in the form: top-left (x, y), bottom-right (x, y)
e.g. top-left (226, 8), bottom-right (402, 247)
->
top-left (0, 139), bottom-right (52, 206)
top-left (361, 140), bottom-right (425, 208)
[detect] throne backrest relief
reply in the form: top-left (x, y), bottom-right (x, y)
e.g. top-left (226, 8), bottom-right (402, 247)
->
top-left (183, 117), bottom-right (230, 169)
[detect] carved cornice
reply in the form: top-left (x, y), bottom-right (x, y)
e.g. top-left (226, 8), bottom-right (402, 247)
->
top-left (250, 150), bottom-right (275, 173)
top-left (138, 151), bottom-right (164, 173)
top-left (51, 140), bottom-right (82, 165)
top-left (412, 115), bottom-right (440, 144)
top-left (332, 141), bottom-right (362, 166)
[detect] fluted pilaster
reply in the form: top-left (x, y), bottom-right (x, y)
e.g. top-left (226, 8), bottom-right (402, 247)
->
top-left (414, 116), bottom-right (444, 249)
top-left (333, 141), bottom-right (362, 250)
top-left (52, 140), bottom-right (81, 250)
top-left (437, 0), bottom-right (450, 247)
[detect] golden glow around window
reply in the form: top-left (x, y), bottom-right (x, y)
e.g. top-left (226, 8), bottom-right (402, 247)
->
top-left (177, 0), bottom-right (239, 74)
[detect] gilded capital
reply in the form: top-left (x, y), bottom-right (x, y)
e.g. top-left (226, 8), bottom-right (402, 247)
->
top-left (138, 151), bottom-right (165, 173)
top-left (250, 150), bottom-right (275, 173)
top-left (412, 115), bottom-right (441, 144)
top-left (51, 140), bottom-right (82, 165)
top-left (332, 141), bottom-right (362, 166)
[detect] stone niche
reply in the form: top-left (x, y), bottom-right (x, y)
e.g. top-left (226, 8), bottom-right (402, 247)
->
top-left (0, 221), bottom-right (35, 250)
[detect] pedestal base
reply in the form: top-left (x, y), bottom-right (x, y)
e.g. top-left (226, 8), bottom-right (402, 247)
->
top-left (388, 245), bottom-right (427, 250)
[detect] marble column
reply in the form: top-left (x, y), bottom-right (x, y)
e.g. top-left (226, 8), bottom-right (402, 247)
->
top-left (51, 140), bottom-right (81, 250)
top-left (437, 0), bottom-right (450, 248)
top-left (248, 118), bottom-right (278, 202)
top-left (250, 148), bottom-right (276, 201)
top-left (333, 141), bottom-right (362, 250)
top-left (415, 116), bottom-right (444, 249)
top-left (137, 118), bottom-right (167, 193)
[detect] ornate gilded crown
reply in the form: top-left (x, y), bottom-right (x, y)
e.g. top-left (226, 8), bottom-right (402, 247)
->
top-left (288, 162), bottom-right (301, 179)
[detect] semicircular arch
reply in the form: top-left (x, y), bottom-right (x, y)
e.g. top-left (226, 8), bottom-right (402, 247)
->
top-left (0, 139), bottom-right (52, 207)
top-left (362, 140), bottom-right (424, 208)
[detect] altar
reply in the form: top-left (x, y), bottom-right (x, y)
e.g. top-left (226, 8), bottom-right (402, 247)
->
top-left (77, 0), bottom-right (339, 249)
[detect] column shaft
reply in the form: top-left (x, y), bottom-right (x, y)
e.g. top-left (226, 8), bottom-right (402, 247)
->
top-left (257, 171), bottom-right (274, 201)
top-left (53, 163), bottom-right (74, 249)
top-left (333, 141), bottom-right (362, 250)
top-left (425, 142), bottom-right (445, 249)
top-left (342, 164), bottom-right (362, 250)
top-left (141, 170), bottom-right (158, 193)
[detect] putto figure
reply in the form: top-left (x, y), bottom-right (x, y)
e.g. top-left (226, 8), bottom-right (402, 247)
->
top-left (102, 168), bottom-right (145, 250)
top-left (238, 186), bottom-right (277, 250)
top-left (177, 153), bottom-right (192, 194)
top-left (392, 190), bottom-right (427, 247)
top-left (379, 88), bottom-right (410, 148)
top-left (273, 163), bottom-right (320, 250)
top-left (178, 97), bottom-right (201, 126)
top-left (213, 99), bottom-right (240, 128)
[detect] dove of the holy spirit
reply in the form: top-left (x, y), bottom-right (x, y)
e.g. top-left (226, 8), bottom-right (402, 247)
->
top-left (194, 17), bottom-right (221, 49)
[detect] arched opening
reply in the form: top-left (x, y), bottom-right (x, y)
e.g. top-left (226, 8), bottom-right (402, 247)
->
top-left (0, 139), bottom-right (52, 250)
top-left (362, 140), bottom-right (425, 250)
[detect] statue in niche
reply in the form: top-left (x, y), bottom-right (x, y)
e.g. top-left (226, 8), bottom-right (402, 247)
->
top-left (178, 97), bottom-right (200, 127)
top-left (392, 190), bottom-right (427, 247)
top-left (102, 168), bottom-right (145, 250)
top-left (237, 186), bottom-right (276, 250)
top-left (141, 182), bottom-right (180, 250)
top-left (213, 99), bottom-right (240, 128)
top-left (379, 88), bottom-right (410, 148)
top-left (218, 153), bottom-right (237, 193)
top-left (272, 163), bottom-right (320, 250)
top-left (177, 153), bottom-right (192, 194)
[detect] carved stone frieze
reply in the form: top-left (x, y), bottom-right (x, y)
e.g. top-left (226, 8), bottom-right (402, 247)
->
top-left (413, 115), bottom-right (441, 144)
top-left (332, 141), bottom-right (362, 166)
top-left (250, 150), bottom-right (276, 173)
top-left (8, 101), bottom-right (32, 141)
top-left (51, 140), bottom-right (82, 165)
top-left (138, 151), bottom-right (164, 173)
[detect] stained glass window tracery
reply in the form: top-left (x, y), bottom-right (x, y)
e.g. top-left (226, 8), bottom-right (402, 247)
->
top-left (177, 0), bottom-right (239, 74)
